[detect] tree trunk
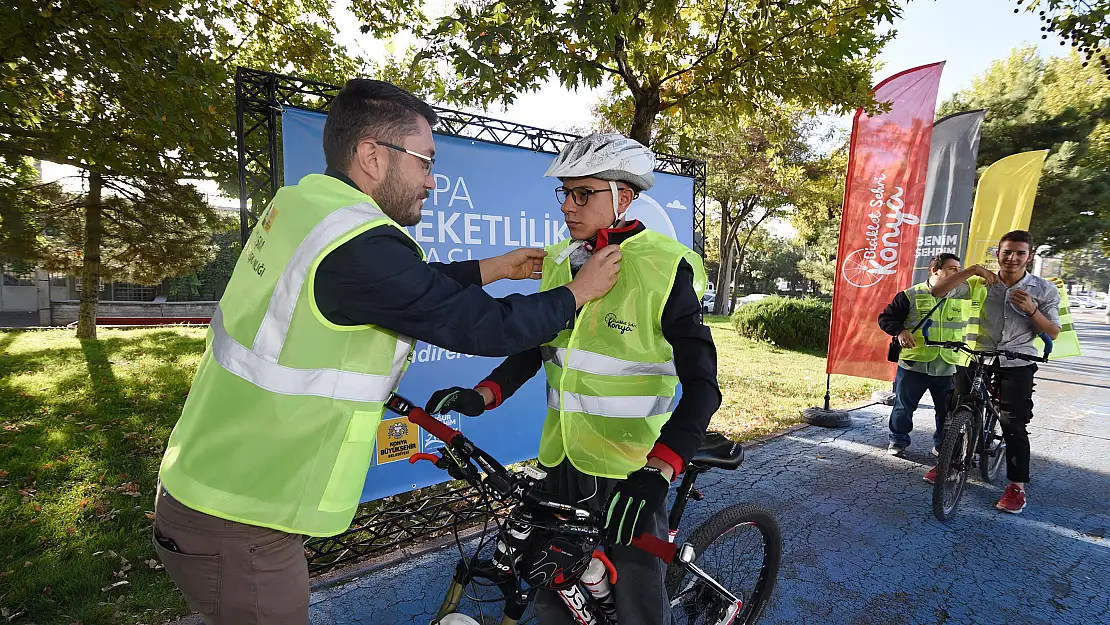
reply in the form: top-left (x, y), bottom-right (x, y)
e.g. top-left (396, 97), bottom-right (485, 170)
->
top-left (76, 172), bottom-right (102, 339)
top-left (712, 200), bottom-right (731, 315)
top-left (719, 243), bottom-right (738, 315)
top-left (629, 90), bottom-right (661, 147)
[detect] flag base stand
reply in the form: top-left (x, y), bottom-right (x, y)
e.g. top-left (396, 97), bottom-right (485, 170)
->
top-left (802, 374), bottom-right (853, 428)
top-left (871, 390), bottom-right (896, 406)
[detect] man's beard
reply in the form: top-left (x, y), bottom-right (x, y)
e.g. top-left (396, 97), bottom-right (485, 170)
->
top-left (376, 163), bottom-right (425, 226)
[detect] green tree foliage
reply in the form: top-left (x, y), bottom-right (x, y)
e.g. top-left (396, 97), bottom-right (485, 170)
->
top-left (0, 0), bottom-right (363, 337)
top-left (1018, 0), bottom-right (1110, 75)
top-left (941, 48), bottom-right (1110, 255)
top-left (737, 229), bottom-right (807, 294)
top-left (1061, 244), bottom-right (1110, 290)
top-left (387, 0), bottom-right (901, 145)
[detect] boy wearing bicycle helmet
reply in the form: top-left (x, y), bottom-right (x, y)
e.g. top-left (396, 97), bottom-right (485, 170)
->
top-left (928, 230), bottom-right (1061, 514)
top-left (427, 133), bottom-right (721, 624)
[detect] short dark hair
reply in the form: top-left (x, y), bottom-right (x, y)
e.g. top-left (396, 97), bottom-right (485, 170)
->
top-left (929, 253), bottom-right (960, 272)
top-left (999, 230), bottom-right (1033, 249)
top-left (323, 79), bottom-right (438, 171)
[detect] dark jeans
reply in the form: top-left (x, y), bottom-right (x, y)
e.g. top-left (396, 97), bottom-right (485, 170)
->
top-left (951, 364), bottom-right (1037, 483)
top-left (888, 366), bottom-right (953, 449)
top-left (533, 460), bottom-right (674, 625)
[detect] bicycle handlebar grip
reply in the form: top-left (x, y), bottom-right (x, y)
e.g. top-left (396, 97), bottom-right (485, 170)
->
top-left (630, 533), bottom-right (677, 564)
top-left (406, 406), bottom-right (462, 443)
top-left (1038, 332), bottom-right (1054, 359)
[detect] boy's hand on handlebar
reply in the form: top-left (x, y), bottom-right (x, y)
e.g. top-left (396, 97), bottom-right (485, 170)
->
top-left (425, 387), bottom-right (487, 417)
top-left (897, 330), bottom-right (916, 349)
top-left (604, 466), bottom-right (670, 546)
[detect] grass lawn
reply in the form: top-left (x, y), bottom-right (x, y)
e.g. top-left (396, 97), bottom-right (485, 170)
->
top-left (703, 315), bottom-right (883, 441)
top-left (0, 322), bottom-right (882, 624)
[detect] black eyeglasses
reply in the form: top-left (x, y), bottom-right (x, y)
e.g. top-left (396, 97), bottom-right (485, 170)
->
top-left (556, 186), bottom-right (625, 207)
top-left (374, 140), bottom-right (435, 174)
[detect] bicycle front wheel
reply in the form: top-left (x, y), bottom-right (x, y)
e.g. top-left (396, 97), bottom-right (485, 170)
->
top-left (978, 410), bottom-right (1006, 484)
top-left (665, 504), bottom-right (781, 625)
top-left (933, 409), bottom-right (974, 521)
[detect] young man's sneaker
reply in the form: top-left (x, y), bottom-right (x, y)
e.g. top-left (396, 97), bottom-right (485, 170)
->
top-left (888, 443), bottom-right (907, 456)
top-left (930, 446), bottom-right (940, 457)
top-left (996, 483), bottom-right (1027, 514)
top-left (923, 466), bottom-right (937, 484)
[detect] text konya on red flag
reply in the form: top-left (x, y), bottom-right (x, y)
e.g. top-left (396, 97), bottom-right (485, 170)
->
top-left (827, 62), bottom-right (945, 381)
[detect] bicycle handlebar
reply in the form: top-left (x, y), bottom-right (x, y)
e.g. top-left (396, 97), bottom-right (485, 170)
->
top-left (385, 393), bottom-right (677, 564)
top-left (921, 319), bottom-right (1052, 362)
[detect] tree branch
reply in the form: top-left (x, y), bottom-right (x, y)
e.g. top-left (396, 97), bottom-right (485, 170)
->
top-left (653, 0), bottom-right (731, 90)
top-left (658, 3), bottom-right (870, 111)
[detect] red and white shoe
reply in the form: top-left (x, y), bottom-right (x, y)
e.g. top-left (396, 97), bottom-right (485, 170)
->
top-left (923, 466), bottom-right (937, 485)
top-left (996, 483), bottom-right (1027, 514)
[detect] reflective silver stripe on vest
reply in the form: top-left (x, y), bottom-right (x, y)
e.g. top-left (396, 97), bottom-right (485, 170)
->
top-left (540, 346), bottom-right (676, 377)
top-left (211, 307), bottom-right (412, 403)
top-left (546, 385), bottom-right (674, 418)
top-left (254, 202), bottom-right (387, 361)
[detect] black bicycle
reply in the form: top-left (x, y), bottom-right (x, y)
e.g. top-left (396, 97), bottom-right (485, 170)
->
top-left (922, 320), bottom-right (1052, 521)
top-left (384, 393), bottom-right (782, 625)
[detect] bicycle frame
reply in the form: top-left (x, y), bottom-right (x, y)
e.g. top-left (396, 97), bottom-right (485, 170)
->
top-left (382, 394), bottom-right (741, 625)
top-left (923, 319), bottom-right (1052, 471)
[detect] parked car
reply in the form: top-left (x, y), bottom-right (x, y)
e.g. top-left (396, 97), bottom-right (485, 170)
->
top-left (737, 293), bottom-right (771, 307)
top-left (701, 293), bottom-right (716, 314)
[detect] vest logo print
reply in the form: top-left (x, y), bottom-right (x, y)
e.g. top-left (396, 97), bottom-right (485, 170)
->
top-left (604, 313), bottom-right (635, 335)
top-left (261, 206), bottom-right (279, 232)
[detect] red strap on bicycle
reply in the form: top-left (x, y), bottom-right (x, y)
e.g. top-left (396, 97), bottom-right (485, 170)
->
top-left (591, 549), bottom-right (618, 585)
top-left (406, 407), bottom-right (462, 444)
top-left (630, 533), bottom-right (676, 564)
top-left (408, 453), bottom-right (440, 465)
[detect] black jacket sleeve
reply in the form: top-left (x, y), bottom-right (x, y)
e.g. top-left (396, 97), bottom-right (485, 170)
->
top-left (313, 228), bottom-right (575, 357)
top-left (480, 347), bottom-right (544, 404)
top-left (654, 259), bottom-right (721, 467)
top-left (428, 260), bottom-right (482, 287)
top-left (877, 292), bottom-right (911, 337)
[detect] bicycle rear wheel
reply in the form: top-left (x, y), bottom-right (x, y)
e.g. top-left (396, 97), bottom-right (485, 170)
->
top-left (665, 503), bottom-right (781, 625)
top-left (978, 410), bottom-right (1006, 484)
top-left (932, 409), bottom-right (974, 521)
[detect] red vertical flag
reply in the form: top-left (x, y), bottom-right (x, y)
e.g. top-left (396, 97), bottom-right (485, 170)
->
top-left (827, 63), bottom-right (945, 380)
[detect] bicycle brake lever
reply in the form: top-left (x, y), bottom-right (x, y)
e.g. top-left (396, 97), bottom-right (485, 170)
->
top-left (408, 452), bottom-right (440, 465)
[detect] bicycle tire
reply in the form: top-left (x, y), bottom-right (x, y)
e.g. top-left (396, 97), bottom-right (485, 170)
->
top-left (665, 503), bottom-right (781, 625)
top-left (978, 410), bottom-right (1006, 484)
top-left (932, 409), bottom-right (974, 521)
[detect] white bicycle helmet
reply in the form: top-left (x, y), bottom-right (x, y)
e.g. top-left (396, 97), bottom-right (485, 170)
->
top-left (545, 132), bottom-right (656, 192)
top-left (546, 133), bottom-right (657, 263)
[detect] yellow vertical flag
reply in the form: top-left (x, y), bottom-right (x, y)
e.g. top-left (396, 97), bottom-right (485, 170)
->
top-left (965, 150), bottom-right (1049, 270)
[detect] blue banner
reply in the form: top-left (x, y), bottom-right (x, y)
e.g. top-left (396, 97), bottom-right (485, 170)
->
top-left (281, 107), bottom-right (696, 501)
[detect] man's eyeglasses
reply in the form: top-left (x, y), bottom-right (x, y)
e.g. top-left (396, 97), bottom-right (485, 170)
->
top-left (374, 140), bottom-right (435, 174)
top-left (556, 185), bottom-right (626, 207)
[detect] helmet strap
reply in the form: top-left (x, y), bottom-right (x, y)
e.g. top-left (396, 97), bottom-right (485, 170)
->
top-left (609, 180), bottom-right (624, 226)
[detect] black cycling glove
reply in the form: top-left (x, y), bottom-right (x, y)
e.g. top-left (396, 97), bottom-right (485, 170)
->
top-left (425, 386), bottom-right (487, 417)
top-left (604, 466), bottom-right (670, 546)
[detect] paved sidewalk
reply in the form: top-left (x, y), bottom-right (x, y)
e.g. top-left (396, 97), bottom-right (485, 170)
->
top-left (309, 312), bottom-right (1110, 625)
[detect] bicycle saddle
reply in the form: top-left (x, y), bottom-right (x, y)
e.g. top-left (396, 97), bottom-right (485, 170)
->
top-left (690, 431), bottom-right (745, 470)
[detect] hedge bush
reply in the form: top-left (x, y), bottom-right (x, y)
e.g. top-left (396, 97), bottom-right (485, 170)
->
top-left (730, 296), bottom-right (832, 351)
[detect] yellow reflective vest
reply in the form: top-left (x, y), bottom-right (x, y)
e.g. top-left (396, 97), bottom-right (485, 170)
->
top-left (537, 230), bottom-right (706, 479)
top-left (159, 174), bottom-right (422, 537)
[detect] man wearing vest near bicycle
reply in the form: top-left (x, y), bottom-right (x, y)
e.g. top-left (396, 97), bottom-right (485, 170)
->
top-left (154, 81), bottom-right (624, 624)
top-left (928, 230), bottom-right (1062, 514)
top-left (878, 253), bottom-right (966, 463)
top-left (427, 133), bottom-right (721, 624)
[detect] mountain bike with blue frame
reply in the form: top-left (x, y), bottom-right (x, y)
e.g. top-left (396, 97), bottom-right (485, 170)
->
top-left (384, 393), bottom-right (781, 625)
top-left (922, 320), bottom-right (1052, 521)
